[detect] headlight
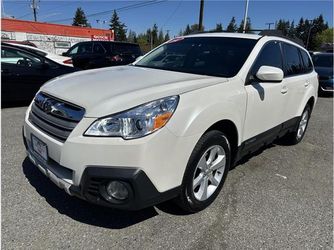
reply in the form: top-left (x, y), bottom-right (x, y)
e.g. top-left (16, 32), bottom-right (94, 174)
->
top-left (84, 96), bottom-right (179, 139)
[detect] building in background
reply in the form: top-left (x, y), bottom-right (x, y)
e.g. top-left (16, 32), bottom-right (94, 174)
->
top-left (1, 18), bottom-right (114, 55)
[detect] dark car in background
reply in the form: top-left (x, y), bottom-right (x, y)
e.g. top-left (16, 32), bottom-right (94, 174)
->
top-left (312, 53), bottom-right (333, 95)
top-left (62, 41), bottom-right (142, 70)
top-left (1, 43), bottom-right (79, 106)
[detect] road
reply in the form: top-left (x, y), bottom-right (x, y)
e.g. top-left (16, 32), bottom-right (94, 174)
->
top-left (2, 97), bottom-right (333, 249)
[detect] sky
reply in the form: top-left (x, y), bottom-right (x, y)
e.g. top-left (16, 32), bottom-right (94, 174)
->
top-left (2, 0), bottom-right (333, 37)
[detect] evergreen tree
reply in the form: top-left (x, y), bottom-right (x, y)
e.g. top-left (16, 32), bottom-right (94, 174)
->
top-left (158, 29), bottom-right (164, 44)
top-left (287, 21), bottom-right (296, 38)
top-left (127, 30), bottom-right (137, 43)
top-left (184, 24), bottom-right (191, 35)
top-left (72, 7), bottom-right (89, 27)
top-left (164, 32), bottom-right (170, 41)
top-left (109, 10), bottom-right (127, 41)
top-left (226, 17), bottom-right (237, 32)
top-left (238, 17), bottom-right (252, 33)
top-left (152, 24), bottom-right (159, 45)
top-left (215, 23), bottom-right (223, 32)
top-left (276, 19), bottom-right (290, 36)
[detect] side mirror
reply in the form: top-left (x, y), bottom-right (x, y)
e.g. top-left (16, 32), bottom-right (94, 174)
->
top-left (39, 61), bottom-right (50, 70)
top-left (62, 52), bottom-right (68, 56)
top-left (256, 66), bottom-right (284, 83)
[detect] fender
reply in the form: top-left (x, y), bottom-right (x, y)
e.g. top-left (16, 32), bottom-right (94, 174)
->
top-left (166, 82), bottom-right (246, 146)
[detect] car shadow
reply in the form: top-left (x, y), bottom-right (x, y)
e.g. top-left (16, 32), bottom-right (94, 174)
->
top-left (22, 158), bottom-right (159, 229)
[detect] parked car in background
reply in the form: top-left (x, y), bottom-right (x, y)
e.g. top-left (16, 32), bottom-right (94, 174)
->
top-left (1, 43), bottom-right (79, 105)
top-left (3, 42), bottom-right (74, 66)
top-left (312, 53), bottom-right (333, 94)
top-left (62, 41), bottom-right (142, 69)
top-left (2, 40), bottom-right (37, 47)
top-left (23, 33), bottom-right (317, 212)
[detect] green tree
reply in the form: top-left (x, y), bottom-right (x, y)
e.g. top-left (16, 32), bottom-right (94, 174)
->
top-left (214, 23), bottom-right (223, 32)
top-left (109, 10), bottom-right (127, 41)
top-left (238, 17), bottom-right (252, 33)
top-left (315, 28), bottom-right (333, 49)
top-left (226, 17), bottom-right (237, 32)
top-left (184, 24), bottom-right (191, 35)
top-left (158, 29), bottom-right (164, 44)
top-left (276, 19), bottom-right (290, 36)
top-left (295, 15), bottom-right (329, 50)
top-left (164, 32), bottom-right (170, 41)
top-left (127, 30), bottom-right (137, 43)
top-left (72, 7), bottom-right (89, 27)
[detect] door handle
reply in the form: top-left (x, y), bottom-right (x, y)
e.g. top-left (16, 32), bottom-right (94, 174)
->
top-left (281, 86), bottom-right (288, 94)
top-left (305, 80), bottom-right (310, 87)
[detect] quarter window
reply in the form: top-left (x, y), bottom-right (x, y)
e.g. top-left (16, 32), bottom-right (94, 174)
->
top-left (300, 49), bottom-right (313, 73)
top-left (283, 43), bottom-right (304, 76)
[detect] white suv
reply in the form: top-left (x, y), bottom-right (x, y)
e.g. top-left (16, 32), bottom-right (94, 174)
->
top-left (23, 33), bottom-right (318, 212)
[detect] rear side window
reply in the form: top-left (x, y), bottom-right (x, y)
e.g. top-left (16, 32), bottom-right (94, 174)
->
top-left (300, 49), bottom-right (313, 73)
top-left (77, 43), bottom-right (93, 54)
top-left (283, 43), bottom-right (303, 76)
top-left (93, 43), bottom-right (106, 54)
top-left (250, 41), bottom-right (283, 76)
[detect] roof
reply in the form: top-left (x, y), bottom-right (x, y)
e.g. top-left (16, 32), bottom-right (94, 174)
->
top-left (1, 18), bottom-right (113, 39)
top-left (185, 32), bottom-right (262, 40)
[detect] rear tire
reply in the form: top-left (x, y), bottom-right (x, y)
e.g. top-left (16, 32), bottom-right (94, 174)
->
top-left (176, 130), bottom-right (231, 213)
top-left (283, 105), bottom-right (311, 145)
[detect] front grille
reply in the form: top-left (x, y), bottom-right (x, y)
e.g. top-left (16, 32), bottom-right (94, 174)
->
top-left (28, 92), bottom-right (85, 142)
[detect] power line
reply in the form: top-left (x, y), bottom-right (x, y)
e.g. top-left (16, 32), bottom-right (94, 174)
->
top-left (161, 0), bottom-right (182, 29)
top-left (48, 0), bottom-right (168, 24)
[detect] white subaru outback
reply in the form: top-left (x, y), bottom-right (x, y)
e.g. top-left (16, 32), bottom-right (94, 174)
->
top-left (23, 33), bottom-right (318, 212)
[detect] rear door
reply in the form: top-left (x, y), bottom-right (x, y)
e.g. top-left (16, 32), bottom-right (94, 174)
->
top-left (243, 41), bottom-right (288, 145)
top-left (281, 43), bottom-right (309, 120)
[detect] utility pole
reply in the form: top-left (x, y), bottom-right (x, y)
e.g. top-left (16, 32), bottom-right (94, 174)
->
top-left (242, 0), bottom-right (249, 33)
top-left (198, 0), bottom-right (204, 32)
top-left (265, 22), bottom-right (274, 30)
top-left (31, 0), bottom-right (39, 21)
top-left (306, 20), bottom-right (315, 50)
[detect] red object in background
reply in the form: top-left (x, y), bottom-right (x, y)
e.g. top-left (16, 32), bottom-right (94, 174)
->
top-left (91, 34), bottom-right (112, 41)
top-left (2, 18), bottom-right (114, 40)
top-left (63, 59), bottom-right (73, 65)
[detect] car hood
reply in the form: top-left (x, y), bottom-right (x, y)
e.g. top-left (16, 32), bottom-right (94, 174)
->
top-left (41, 65), bottom-right (227, 117)
top-left (314, 66), bottom-right (333, 77)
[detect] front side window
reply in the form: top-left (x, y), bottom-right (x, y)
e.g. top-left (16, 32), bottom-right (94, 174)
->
top-left (77, 43), bottom-right (93, 55)
top-left (1, 47), bottom-right (41, 66)
top-left (68, 45), bottom-right (78, 56)
top-left (283, 43), bottom-right (304, 76)
top-left (135, 37), bottom-right (257, 77)
top-left (250, 41), bottom-right (283, 77)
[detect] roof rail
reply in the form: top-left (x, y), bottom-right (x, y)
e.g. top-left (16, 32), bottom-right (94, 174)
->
top-left (259, 30), bottom-right (305, 47)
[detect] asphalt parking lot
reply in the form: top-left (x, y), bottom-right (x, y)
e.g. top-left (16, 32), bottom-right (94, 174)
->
top-left (2, 97), bottom-right (333, 249)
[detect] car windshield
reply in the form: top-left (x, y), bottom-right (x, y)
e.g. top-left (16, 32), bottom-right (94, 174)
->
top-left (312, 54), bottom-right (333, 68)
top-left (134, 37), bottom-right (257, 77)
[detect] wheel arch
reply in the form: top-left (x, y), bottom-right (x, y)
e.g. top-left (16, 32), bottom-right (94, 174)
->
top-left (205, 119), bottom-right (239, 164)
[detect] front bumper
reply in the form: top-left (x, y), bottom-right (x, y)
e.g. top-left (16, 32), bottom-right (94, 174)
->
top-left (24, 134), bottom-right (180, 210)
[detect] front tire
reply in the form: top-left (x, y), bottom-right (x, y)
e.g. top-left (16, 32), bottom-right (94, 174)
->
top-left (176, 130), bottom-right (231, 213)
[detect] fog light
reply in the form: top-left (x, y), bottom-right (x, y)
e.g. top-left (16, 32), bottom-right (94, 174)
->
top-left (106, 181), bottom-right (129, 200)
